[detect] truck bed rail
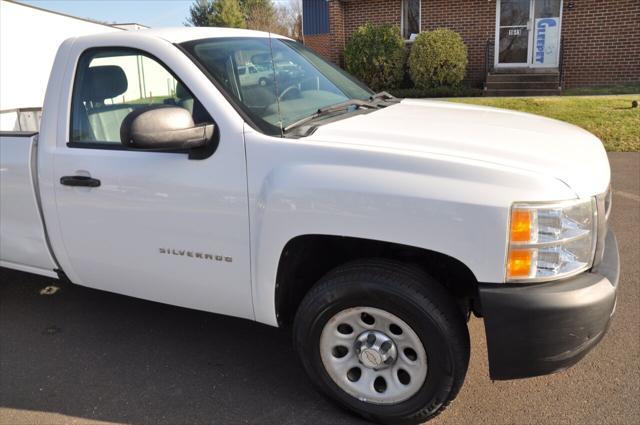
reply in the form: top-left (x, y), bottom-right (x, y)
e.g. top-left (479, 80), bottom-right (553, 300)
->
top-left (0, 107), bottom-right (42, 133)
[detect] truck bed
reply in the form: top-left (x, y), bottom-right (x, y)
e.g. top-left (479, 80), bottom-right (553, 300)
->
top-left (0, 132), bottom-right (58, 277)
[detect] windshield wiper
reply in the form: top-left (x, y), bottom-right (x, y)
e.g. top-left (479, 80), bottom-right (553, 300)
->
top-left (283, 99), bottom-right (377, 133)
top-left (369, 91), bottom-right (397, 102)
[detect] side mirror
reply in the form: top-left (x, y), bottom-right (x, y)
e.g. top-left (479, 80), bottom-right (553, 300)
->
top-left (120, 105), bottom-right (215, 153)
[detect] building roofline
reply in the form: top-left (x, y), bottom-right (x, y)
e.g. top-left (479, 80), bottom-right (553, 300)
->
top-left (112, 22), bottom-right (148, 26)
top-left (3, 0), bottom-right (126, 30)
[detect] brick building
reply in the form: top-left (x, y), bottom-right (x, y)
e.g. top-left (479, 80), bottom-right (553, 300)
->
top-left (302, 0), bottom-right (639, 94)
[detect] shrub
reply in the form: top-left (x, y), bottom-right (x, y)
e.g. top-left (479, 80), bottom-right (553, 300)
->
top-left (344, 23), bottom-right (405, 91)
top-left (390, 86), bottom-right (482, 98)
top-left (408, 29), bottom-right (468, 89)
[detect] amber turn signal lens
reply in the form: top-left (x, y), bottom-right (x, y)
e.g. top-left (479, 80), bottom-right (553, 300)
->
top-left (507, 249), bottom-right (533, 279)
top-left (510, 210), bottom-right (532, 243)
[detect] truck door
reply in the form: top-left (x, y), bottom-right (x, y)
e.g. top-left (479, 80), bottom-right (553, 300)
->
top-left (47, 46), bottom-right (253, 319)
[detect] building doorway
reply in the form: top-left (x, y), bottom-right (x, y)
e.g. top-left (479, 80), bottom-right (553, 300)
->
top-left (495, 0), bottom-right (563, 68)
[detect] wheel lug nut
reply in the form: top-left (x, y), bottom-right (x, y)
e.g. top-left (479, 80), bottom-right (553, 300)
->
top-left (366, 333), bottom-right (376, 346)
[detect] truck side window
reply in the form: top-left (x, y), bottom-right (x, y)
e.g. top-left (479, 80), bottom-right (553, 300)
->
top-left (70, 48), bottom-right (212, 144)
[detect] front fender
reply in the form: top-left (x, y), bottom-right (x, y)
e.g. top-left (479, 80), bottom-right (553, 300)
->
top-left (244, 129), bottom-right (576, 326)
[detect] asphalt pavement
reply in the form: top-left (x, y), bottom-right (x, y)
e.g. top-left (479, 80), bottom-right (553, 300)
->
top-left (1, 153), bottom-right (638, 425)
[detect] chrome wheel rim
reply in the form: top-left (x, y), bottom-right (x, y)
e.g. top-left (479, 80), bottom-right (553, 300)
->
top-left (319, 306), bottom-right (428, 404)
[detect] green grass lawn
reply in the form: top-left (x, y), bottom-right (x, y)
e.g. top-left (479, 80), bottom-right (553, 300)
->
top-left (448, 95), bottom-right (639, 152)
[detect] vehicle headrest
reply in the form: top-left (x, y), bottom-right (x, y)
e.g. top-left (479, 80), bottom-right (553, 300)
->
top-left (83, 65), bottom-right (128, 102)
top-left (175, 82), bottom-right (190, 99)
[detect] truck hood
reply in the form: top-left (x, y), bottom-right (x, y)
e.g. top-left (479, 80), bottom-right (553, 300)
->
top-left (307, 99), bottom-right (610, 197)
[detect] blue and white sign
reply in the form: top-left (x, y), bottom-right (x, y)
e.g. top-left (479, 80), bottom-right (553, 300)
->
top-left (534, 17), bottom-right (560, 66)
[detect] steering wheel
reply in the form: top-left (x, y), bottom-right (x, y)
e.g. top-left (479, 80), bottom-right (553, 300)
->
top-left (278, 85), bottom-right (301, 102)
top-left (300, 76), bottom-right (321, 91)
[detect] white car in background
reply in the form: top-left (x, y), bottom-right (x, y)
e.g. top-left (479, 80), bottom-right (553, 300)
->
top-left (237, 63), bottom-right (272, 86)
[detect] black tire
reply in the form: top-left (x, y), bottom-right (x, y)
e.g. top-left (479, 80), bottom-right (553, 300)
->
top-left (293, 259), bottom-right (470, 425)
top-left (259, 77), bottom-right (268, 86)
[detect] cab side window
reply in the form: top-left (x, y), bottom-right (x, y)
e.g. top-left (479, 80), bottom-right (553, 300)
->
top-left (70, 48), bottom-right (212, 144)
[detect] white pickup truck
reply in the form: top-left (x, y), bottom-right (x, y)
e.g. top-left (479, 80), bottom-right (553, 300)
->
top-left (0, 28), bottom-right (619, 424)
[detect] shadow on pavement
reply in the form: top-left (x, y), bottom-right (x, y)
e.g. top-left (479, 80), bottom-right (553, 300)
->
top-left (0, 268), bottom-right (368, 425)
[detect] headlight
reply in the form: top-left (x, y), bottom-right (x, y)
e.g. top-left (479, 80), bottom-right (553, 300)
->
top-left (506, 198), bottom-right (597, 282)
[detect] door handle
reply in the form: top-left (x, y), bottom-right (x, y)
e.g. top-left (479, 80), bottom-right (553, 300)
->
top-left (60, 175), bottom-right (101, 187)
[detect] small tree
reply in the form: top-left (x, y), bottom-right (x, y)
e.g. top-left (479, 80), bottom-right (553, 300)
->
top-left (241, 0), bottom-right (287, 34)
top-left (274, 0), bottom-right (302, 39)
top-left (212, 0), bottom-right (245, 28)
top-left (289, 0), bottom-right (303, 40)
top-left (186, 0), bottom-right (293, 34)
top-left (408, 29), bottom-right (468, 89)
top-left (344, 24), bottom-right (405, 91)
top-left (185, 0), bottom-right (215, 26)
top-left (185, 0), bottom-right (245, 28)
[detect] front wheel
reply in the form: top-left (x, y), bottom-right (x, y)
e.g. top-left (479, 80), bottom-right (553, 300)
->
top-left (293, 260), bottom-right (470, 425)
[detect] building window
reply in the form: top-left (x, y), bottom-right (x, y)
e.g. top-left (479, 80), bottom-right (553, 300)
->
top-left (402, 0), bottom-right (420, 39)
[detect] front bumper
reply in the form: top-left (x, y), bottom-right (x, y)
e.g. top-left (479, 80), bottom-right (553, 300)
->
top-left (479, 231), bottom-right (619, 380)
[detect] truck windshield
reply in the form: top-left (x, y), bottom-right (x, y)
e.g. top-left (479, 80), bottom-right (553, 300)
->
top-left (180, 37), bottom-right (373, 136)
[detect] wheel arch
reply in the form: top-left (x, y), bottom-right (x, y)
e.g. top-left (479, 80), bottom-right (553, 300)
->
top-left (274, 234), bottom-right (479, 326)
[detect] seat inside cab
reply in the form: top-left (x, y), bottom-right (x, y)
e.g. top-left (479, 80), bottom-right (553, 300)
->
top-left (73, 64), bottom-right (209, 143)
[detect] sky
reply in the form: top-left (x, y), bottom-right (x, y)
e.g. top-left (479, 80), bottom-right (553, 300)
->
top-left (19, 0), bottom-right (292, 28)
